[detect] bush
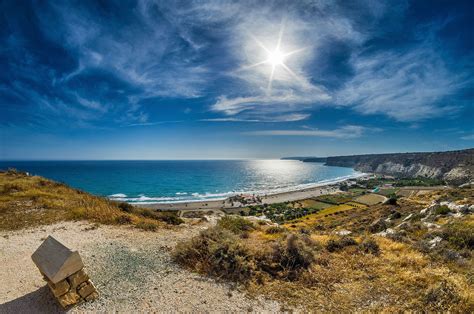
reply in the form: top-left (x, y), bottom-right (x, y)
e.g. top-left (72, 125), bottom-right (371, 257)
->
top-left (118, 202), bottom-right (134, 213)
top-left (390, 211), bottom-right (402, 219)
top-left (115, 214), bottom-right (132, 224)
top-left (217, 216), bottom-right (255, 234)
top-left (1, 183), bottom-right (22, 194)
top-left (441, 222), bottom-right (474, 250)
top-left (266, 226), bottom-right (286, 234)
top-left (173, 227), bottom-right (253, 281)
top-left (359, 238), bottom-right (380, 255)
top-left (387, 196), bottom-right (398, 205)
top-left (270, 234), bottom-right (316, 280)
top-left (326, 237), bottom-right (358, 252)
top-left (174, 226), bottom-right (318, 282)
top-left (139, 209), bottom-right (184, 225)
top-left (136, 221), bottom-right (158, 231)
top-left (435, 206), bottom-right (451, 216)
top-left (157, 211), bottom-right (184, 225)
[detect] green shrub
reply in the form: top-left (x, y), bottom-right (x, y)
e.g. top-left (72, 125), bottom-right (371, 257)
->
top-left (435, 206), bottom-right (451, 216)
top-left (441, 222), bottom-right (474, 250)
top-left (218, 216), bottom-right (255, 234)
top-left (387, 196), bottom-right (398, 205)
top-left (118, 202), bottom-right (134, 213)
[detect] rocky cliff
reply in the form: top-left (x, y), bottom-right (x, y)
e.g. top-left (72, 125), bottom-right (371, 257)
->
top-left (306, 148), bottom-right (474, 185)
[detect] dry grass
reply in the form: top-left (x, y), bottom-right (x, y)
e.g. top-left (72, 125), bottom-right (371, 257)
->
top-left (353, 193), bottom-right (386, 205)
top-left (174, 188), bottom-right (474, 312)
top-left (0, 170), bottom-right (182, 231)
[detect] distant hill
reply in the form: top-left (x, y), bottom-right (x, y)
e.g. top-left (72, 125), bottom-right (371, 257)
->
top-left (296, 148), bottom-right (474, 185)
top-left (281, 156), bottom-right (327, 162)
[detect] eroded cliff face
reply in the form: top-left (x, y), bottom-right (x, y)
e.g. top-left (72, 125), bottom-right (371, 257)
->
top-left (322, 148), bottom-right (474, 185)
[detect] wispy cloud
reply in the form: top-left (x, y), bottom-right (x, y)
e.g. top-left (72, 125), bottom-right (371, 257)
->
top-left (201, 113), bottom-right (310, 123)
top-left (460, 134), bottom-right (474, 140)
top-left (1, 0), bottom-right (472, 131)
top-left (337, 42), bottom-right (467, 121)
top-left (126, 120), bottom-right (184, 127)
top-left (243, 125), bottom-right (368, 139)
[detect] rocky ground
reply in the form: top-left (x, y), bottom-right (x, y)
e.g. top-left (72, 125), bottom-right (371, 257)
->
top-left (0, 221), bottom-right (282, 313)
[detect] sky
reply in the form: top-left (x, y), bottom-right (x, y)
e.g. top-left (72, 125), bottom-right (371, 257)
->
top-left (0, 0), bottom-right (473, 160)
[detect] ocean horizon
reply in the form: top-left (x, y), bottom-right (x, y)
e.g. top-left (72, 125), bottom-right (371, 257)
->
top-left (0, 160), bottom-right (362, 204)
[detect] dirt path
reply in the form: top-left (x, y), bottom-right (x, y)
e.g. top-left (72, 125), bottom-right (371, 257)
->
top-left (0, 221), bottom-right (281, 312)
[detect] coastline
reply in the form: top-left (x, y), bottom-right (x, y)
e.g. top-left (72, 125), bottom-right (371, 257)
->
top-left (138, 173), bottom-right (370, 211)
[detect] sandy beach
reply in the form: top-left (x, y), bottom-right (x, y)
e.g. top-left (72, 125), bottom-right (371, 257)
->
top-left (138, 176), bottom-right (367, 211)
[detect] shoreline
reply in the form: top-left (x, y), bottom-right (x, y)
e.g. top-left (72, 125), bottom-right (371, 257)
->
top-left (138, 173), bottom-right (371, 211)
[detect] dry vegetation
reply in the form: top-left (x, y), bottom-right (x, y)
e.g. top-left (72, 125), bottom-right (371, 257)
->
top-left (174, 188), bottom-right (474, 312)
top-left (0, 169), bottom-right (183, 231)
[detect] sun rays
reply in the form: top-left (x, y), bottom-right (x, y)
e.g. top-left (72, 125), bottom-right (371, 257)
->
top-left (240, 21), bottom-right (307, 94)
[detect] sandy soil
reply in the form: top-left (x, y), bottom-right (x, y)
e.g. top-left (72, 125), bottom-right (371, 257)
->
top-left (143, 183), bottom-right (343, 211)
top-left (0, 221), bottom-right (281, 313)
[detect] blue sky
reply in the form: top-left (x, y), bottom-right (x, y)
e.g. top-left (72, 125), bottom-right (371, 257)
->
top-left (1, 0), bottom-right (473, 159)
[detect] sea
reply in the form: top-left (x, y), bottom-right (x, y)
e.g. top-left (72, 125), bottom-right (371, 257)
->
top-left (0, 160), bottom-right (362, 204)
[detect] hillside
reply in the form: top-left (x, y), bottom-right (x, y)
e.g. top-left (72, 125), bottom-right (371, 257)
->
top-left (175, 186), bottom-right (474, 312)
top-left (0, 169), bottom-right (473, 311)
top-left (0, 169), bottom-right (182, 231)
top-left (303, 148), bottom-right (474, 185)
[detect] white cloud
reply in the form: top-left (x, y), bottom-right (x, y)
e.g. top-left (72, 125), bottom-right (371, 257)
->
top-left (337, 43), bottom-right (466, 121)
top-left (212, 91), bottom-right (330, 116)
top-left (201, 113), bottom-right (311, 123)
top-left (243, 125), bottom-right (367, 139)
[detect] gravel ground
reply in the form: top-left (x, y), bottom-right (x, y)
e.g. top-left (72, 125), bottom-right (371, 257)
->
top-left (0, 221), bottom-right (281, 313)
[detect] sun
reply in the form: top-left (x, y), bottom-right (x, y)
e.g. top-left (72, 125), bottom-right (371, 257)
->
top-left (267, 49), bottom-right (284, 66)
top-left (240, 21), bottom-right (307, 93)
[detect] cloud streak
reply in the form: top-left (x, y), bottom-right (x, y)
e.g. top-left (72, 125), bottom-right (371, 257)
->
top-left (243, 125), bottom-right (368, 139)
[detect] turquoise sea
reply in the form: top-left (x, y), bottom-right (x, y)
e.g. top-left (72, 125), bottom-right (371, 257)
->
top-left (0, 160), bottom-right (362, 204)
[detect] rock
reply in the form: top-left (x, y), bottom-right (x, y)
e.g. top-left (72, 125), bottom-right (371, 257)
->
top-left (395, 222), bottom-right (410, 230)
top-left (31, 236), bottom-right (84, 284)
top-left (368, 218), bottom-right (387, 233)
top-left (68, 268), bottom-right (89, 288)
top-left (429, 236), bottom-right (442, 249)
top-left (335, 230), bottom-right (352, 236)
top-left (390, 211), bottom-right (402, 219)
top-left (377, 228), bottom-right (396, 237)
top-left (78, 280), bottom-right (97, 298)
top-left (402, 213), bottom-right (413, 222)
top-left (47, 279), bottom-right (70, 297)
top-left (57, 290), bottom-right (81, 308)
top-left (85, 291), bottom-right (99, 302)
top-left (423, 222), bottom-right (441, 229)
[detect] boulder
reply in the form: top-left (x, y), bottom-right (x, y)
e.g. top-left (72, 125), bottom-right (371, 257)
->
top-left (368, 218), bottom-right (388, 233)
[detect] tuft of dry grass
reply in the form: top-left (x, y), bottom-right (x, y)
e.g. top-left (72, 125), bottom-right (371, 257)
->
top-left (0, 170), bottom-right (183, 231)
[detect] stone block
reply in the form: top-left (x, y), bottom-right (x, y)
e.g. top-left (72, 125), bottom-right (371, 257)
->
top-left (31, 236), bottom-right (83, 284)
top-left (68, 268), bottom-right (89, 288)
top-left (57, 290), bottom-right (81, 308)
top-left (85, 291), bottom-right (99, 301)
top-left (47, 279), bottom-right (70, 297)
top-left (78, 280), bottom-right (97, 298)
